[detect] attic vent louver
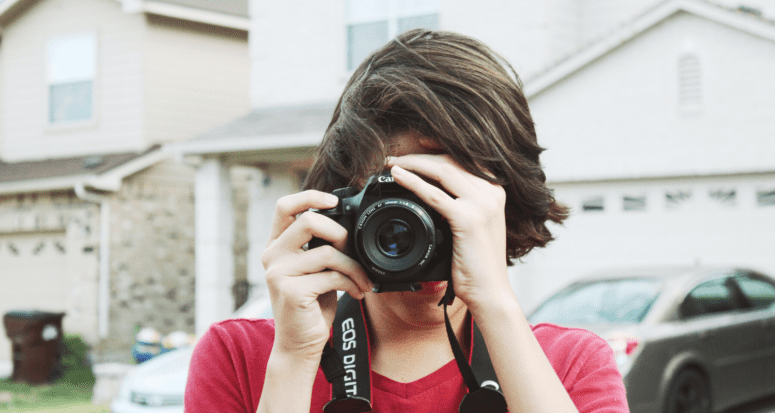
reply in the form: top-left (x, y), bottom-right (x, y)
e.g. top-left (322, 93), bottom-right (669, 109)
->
top-left (678, 54), bottom-right (702, 109)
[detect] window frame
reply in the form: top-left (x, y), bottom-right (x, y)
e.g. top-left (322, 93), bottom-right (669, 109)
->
top-left (344, 0), bottom-right (440, 71)
top-left (45, 32), bottom-right (98, 129)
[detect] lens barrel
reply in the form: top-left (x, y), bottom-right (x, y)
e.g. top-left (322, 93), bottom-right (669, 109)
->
top-left (354, 198), bottom-right (436, 277)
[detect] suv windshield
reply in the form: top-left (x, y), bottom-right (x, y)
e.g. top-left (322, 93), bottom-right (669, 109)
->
top-left (529, 278), bottom-right (662, 325)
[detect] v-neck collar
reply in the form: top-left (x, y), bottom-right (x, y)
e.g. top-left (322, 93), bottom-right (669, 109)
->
top-left (371, 359), bottom-right (462, 399)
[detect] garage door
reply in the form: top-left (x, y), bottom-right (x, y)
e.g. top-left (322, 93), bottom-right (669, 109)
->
top-left (0, 232), bottom-right (69, 364)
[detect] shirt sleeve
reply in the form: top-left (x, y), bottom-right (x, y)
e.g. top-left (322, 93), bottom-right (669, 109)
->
top-left (184, 321), bottom-right (261, 413)
top-left (533, 323), bottom-right (630, 413)
top-left (567, 341), bottom-right (630, 413)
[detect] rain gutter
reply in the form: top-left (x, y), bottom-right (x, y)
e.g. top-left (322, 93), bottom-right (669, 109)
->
top-left (74, 183), bottom-right (111, 339)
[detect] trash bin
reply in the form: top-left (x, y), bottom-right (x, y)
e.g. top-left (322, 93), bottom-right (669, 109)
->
top-left (3, 310), bottom-right (66, 384)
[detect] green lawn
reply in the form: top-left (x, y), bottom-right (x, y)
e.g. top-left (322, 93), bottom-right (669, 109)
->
top-left (0, 336), bottom-right (111, 412)
top-left (0, 379), bottom-right (108, 412)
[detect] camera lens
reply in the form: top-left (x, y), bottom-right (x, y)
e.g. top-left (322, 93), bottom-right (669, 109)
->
top-left (355, 198), bottom-right (436, 277)
top-left (377, 219), bottom-right (414, 258)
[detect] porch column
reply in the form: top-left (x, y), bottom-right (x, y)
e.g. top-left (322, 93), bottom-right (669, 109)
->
top-left (246, 165), bottom-right (299, 298)
top-left (195, 157), bottom-right (234, 335)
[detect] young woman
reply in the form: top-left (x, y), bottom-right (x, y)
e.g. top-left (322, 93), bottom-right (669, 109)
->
top-left (185, 29), bottom-right (629, 413)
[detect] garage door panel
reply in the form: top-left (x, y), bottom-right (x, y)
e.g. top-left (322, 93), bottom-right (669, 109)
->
top-left (0, 232), bottom-right (69, 364)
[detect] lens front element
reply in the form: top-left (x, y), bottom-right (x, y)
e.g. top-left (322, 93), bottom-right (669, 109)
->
top-left (377, 219), bottom-right (414, 258)
top-left (355, 198), bottom-right (437, 278)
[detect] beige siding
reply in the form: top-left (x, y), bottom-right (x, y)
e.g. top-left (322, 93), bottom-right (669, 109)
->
top-left (143, 15), bottom-right (249, 144)
top-left (0, 0), bottom-right (146, 162)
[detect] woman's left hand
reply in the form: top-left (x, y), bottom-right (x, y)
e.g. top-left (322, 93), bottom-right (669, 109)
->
top-left (386, 154), bottom-right (514, 313)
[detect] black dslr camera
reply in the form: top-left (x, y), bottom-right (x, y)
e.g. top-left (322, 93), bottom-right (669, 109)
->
top-left (309, 172), bottom-right (452, 292)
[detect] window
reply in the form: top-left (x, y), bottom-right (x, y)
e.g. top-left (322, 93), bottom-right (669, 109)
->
top-left (757, 189), bottom-right (775, 207)
top-left (529, 279), bottom-right (662, 325)
top-left (623, 195), bottom-right (646, 212)
top-left (734, 273), bottom-right (775, 309)
top-left (665, 189), bottom-right (693, 210)
top-left (582, 196), bottom-right (604, 212)
top-left (680, 278), bottom-right (741, 319)
top-left (345, 0), bottom-right (440, 70)
top-left (47, 34), bottom-right (95, 124)
top-left (709, 188), bottom-right (736, 208)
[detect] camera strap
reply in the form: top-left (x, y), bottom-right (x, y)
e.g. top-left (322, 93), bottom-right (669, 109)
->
top-left (320, 287), bottom-right (508, 413)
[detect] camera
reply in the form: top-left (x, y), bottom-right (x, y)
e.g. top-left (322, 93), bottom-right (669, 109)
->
top-left (309, 172), bottom-right (452, 292)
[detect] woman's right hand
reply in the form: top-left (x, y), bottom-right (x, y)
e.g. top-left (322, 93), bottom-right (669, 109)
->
top-left (261, 190), bottom-right (373, 362)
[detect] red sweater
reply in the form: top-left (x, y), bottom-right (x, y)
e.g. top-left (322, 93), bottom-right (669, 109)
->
top-left (185, 319), bottom-right (629, 412)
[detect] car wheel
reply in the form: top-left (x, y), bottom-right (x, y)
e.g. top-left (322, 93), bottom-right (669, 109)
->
top-left (664, 368), bottom-right (712, 413)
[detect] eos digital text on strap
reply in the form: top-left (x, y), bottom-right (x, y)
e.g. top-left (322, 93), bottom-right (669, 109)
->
top-left (319, 288), bottom-right (509, 413)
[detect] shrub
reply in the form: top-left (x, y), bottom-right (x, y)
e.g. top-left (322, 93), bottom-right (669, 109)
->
top-left (57, 334), bottom-right (95, 387)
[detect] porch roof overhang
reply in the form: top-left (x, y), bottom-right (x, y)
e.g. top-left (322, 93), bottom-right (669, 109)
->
top-left (0, 146), bottom-right (170, 195)
top-left (170, 103), bottom-right (335, 166)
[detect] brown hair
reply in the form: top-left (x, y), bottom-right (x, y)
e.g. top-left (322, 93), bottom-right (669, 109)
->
top-left (304, 29), bottom-right (568, 264)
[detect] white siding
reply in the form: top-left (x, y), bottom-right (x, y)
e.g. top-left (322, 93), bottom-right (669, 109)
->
top-left (249, 0), bottom-right (347, 108)
top-left (579, 0), bottom-right (662, 42)
top-left (143, 15), bottom-right (250, 144)
top-left (0, 0), bottom-right (146, 161)
top-left (529, 11), bottom-right (775, 182)
top-left (443, 0), bottom-right (553, 78)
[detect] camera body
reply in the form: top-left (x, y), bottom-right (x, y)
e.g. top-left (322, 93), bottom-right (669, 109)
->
top-left (309, 172), bottom-right (452, 292)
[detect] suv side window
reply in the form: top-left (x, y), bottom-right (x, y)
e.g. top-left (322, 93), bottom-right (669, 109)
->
top-left (734, 273), bottom-right (775, 310)
top-left (680, 277), bottom-right (741, 318)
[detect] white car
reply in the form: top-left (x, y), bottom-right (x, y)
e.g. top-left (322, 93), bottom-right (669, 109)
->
top-left (111, 294), bottom-right (273, 413)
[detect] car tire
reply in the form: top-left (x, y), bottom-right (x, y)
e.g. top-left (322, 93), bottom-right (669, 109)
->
top-left (663, 368), bottom-right (712, 413)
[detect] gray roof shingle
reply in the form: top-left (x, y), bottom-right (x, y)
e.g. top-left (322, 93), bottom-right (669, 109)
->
top-left (0, 146), bottom-right (161, 184)
top-left (190, 103), bottom-right (336, 142)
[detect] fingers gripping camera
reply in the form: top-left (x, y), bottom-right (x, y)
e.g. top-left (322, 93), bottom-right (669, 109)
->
top-left (309, 172), bottom-right (453, 292)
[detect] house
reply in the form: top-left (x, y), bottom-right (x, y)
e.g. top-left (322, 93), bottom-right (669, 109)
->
top-left (173, 0), bottom-right (775, 334)
top-left (518, 0), bottom-right (775, 310)
top-left (0, 0), bottom-right (250, 364)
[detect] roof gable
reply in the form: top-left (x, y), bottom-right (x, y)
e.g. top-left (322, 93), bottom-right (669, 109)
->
top-left (524, 0), bottom-right (775, 98)
top-left (527, 5), bottom-right (775, 182)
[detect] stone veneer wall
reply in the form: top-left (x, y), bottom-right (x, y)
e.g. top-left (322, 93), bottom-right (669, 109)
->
top-left (1, 162), bottom-right (252, 362)
top-left (107, 162), bottom-right (196, 356)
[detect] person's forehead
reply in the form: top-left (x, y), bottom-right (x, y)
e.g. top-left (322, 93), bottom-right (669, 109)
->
top-left (388, 132), bottom-right (443, 157)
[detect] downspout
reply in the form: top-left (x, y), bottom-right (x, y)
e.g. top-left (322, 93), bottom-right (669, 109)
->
top-left (75, 183), bottom-right (111, 339)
